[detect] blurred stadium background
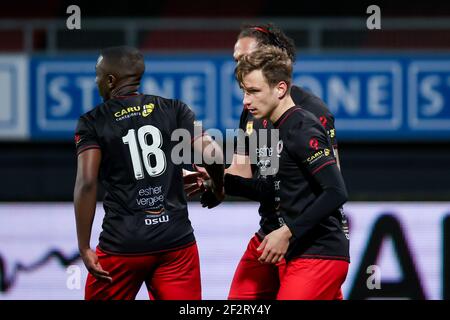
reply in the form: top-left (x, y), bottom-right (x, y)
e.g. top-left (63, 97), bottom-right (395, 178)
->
top-left (0, 1), bottom-right (449, 299)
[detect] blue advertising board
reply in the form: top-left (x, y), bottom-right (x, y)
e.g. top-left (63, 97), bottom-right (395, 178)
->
top-left (28, 54), bottom-right (450, 141)
top-left (0, 55), bottom-right (28, 140)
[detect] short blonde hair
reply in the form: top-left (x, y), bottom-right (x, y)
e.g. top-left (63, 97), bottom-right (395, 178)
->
top-left (235, 45), bottom-right (293, 89)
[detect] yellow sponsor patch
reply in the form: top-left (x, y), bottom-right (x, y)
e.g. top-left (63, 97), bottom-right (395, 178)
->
top-left (329, 129), bottom-right (335, 138)
top-left (246, 121), bottom-right (253, 135)
top-left (141, 103), bottom-right (155, 117)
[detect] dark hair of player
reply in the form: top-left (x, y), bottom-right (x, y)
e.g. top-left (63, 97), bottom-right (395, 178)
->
top-left (100, 46), bottom-right (145, 81)
top-left (238, 23), bottom-right (296, 62)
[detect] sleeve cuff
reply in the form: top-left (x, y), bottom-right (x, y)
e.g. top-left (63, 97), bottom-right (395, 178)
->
top-left (77, 145), bottom-right (101, 155)
top-left (283, 219), bottom-right (301, 242)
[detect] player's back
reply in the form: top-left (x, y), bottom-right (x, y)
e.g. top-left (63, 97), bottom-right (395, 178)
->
top-left (75, 93), bottom-right (197, 254)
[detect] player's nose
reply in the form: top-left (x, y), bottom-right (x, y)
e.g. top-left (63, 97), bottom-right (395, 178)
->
top-left (243, 93), bottom-right (251, 106)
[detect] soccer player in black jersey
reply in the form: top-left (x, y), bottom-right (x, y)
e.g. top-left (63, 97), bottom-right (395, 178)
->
top-left (232, 24), bottom-right (339, 165)
top-left (184, 24), bottom-right (347, 299)
top-left (73, 46), bottom-right (224, 300)
top-left (234, 46), bottom-right (349, 300)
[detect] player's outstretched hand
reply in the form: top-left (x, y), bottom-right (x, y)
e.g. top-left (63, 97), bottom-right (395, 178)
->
top-left (80, 248), bottom-right (112, 283)
top-left (183, 166), bottom-right (210, 198)
top-left (184, 171), bottom-right (205, 197)
top-left (200, 186), bottom-right (224, 209)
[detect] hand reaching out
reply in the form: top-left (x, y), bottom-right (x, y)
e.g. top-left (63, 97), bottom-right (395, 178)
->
top-left (183, 165), bottom-right (210, 197)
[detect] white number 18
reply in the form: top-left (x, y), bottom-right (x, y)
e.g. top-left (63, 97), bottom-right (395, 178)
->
top-left (122, 125), bottom-right (166, 179)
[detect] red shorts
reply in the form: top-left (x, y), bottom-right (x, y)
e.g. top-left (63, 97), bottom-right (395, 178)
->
top-left (228, 234), bottom-right (349, 300)
top-left (228, 234), bottom-right (286, 299)
top-left (85, 243), bottom-right (201, 300)
top-left (277, 258), bottom-right (349, 300)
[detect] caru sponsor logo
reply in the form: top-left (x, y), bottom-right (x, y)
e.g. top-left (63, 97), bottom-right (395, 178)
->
top-left (114, 106), bottom-right (141, 118)
top-left (307, 150), bottom-right (324, 163)
top-left (114, 104), bottom-right (155, 121)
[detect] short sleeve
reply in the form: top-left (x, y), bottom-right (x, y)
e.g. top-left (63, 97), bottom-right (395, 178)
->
top-left (285, 118), bottom-right (336, 175)
top-left (74, 116), bottom-right (100, 156)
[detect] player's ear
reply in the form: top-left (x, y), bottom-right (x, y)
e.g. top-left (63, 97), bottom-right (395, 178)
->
top-left (277, 81), bottom-right (288, 99)
top-left (107, 74), bottom-right (116, 88)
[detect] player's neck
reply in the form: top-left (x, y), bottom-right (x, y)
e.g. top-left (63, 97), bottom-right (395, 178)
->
top-left (269, 95), bottom-right (295, 123)
top-left (110, 83), bottom-right (140, 99)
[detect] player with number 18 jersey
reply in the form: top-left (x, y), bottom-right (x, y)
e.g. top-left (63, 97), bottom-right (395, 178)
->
top-left (75, 93), bottom-right (199, 255)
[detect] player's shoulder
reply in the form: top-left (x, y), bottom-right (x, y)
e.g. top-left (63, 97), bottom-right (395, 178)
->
top-left (144, 93), bottom-right (177, 105)
top-left (282, 107), bottom-right (326, 137)
top-left (78, 101), bottom-right (107, 124)
top-left (144, 94), bottom-right (192, 115)
top-left (281, 108), bottom-right (328, 152)
top-left (291, 85), bottom-right (333, 118)
top-left (283, 106), bottom-right (319, 124)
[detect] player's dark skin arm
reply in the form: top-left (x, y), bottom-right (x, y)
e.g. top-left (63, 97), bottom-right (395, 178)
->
top-left (74, 149), bottom-right (112, 283)
top-left (184, 153), bottom-right (252, 198)
top-left (192, 135), bottom-right (225, 206)
top-left (258, 163), bottom-right (348, 264)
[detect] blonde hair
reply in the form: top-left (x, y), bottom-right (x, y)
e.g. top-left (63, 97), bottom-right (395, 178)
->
top-left (235, 45), bottom-right (292, 89)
